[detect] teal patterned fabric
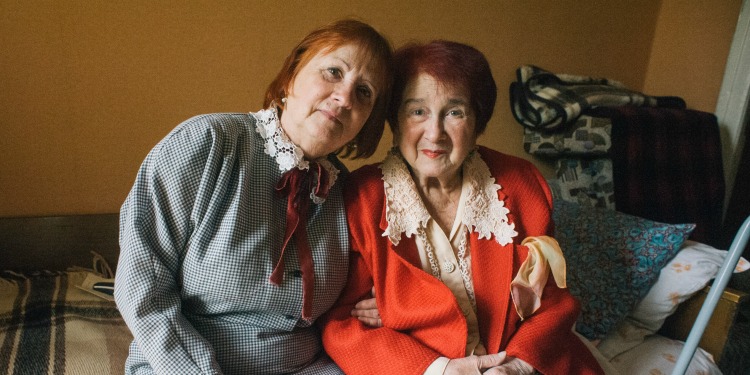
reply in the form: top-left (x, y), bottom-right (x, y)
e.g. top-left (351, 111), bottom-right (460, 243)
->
top-left (553, 200), bottom-right (695, 340)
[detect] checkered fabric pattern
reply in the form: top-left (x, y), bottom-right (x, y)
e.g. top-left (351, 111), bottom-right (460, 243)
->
top-left (115, 112), bottom-right (348, 374)
top-left (510, 65), bottom-right (683, 131)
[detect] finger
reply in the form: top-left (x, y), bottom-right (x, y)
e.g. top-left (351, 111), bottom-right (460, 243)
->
top-left (482, 368), bottom-right (506, 375)
top-left (350, 307), bottom-right (379, 319)
top-left (356, 316), bottom-right (382, 327)
top-left (370, 286), bottom-right (376, 297)
top-left (476, 352), bottom-right (506, 370)
top-left (354, 297), bottom-right (377, 310)
top-left (498, 358), bottom-right (535, 374)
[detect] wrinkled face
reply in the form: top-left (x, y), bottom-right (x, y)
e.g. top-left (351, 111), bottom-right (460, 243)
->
top-left (396, 73), bottom-right (477, 183)
top-left (280, 44), bottom-right (380, 159)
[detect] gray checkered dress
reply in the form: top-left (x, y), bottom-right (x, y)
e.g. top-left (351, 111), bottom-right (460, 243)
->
top-left (114, 112), bottom-right (348, 374)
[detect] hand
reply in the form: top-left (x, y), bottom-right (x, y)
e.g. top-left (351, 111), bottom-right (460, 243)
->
top-left (483, 356), bottom-right (535, 375)
top-left (444, 353), bottom-right (507, 375)
top-left (351, 287), bottom-right (381, 327)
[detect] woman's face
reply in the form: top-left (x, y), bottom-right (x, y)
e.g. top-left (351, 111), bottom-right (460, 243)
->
top-left (396, 73), bottom-right (477, 184)
top-left (280, 44), bottom-right (380, 159)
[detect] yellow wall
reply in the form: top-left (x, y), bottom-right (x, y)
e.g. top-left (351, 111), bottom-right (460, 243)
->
top-left (644, 0), bottom-right (742, 112)
top-left (0, 1), bottom-right (740, 216)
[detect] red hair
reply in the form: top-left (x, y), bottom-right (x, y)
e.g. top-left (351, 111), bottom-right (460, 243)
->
top-left (264, 19), bottom-right (393, 159)
top-left (387, 40), bottom-right (497, 136)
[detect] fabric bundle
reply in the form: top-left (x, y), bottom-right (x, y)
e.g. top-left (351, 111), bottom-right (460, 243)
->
top-left (510, 65), bottom-right (684, 131)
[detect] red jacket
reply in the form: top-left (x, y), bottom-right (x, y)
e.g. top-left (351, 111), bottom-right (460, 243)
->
top-left (322, 147), bottom-right (603, 375)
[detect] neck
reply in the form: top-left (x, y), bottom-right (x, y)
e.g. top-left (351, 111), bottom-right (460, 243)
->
top-left (411, 168), bottom-right (463, 235)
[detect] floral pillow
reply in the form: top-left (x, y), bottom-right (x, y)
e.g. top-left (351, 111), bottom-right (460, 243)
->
top-left (597, 240), bottom-right (750, 358)
top-left (553, 200), bottom-right (695, 340)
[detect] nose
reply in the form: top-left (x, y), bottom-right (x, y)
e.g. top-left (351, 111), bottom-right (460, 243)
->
top-left (423, 116), bottom-right (445, 142)
top-left (332, 82), bottom-right (354, 109)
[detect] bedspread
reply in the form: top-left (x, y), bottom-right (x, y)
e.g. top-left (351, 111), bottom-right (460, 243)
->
top-left (0, 270), bottom-right (131, 375)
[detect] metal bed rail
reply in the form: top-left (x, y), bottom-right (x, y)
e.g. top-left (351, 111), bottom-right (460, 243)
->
top-left (672, 215), bottom-right (750, 375)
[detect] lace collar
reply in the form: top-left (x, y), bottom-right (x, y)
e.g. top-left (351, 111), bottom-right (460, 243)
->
top-left (252, 107), bottom-right (339, 186)
top-left (380, 150), bottom-right (517, 246)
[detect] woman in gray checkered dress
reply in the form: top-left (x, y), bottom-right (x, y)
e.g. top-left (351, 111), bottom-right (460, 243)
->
top-left (114, 19), bottom-right (393, 375)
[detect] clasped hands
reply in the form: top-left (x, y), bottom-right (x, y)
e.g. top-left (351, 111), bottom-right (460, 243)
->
top-left (351, 288), bottom-right (535, 375)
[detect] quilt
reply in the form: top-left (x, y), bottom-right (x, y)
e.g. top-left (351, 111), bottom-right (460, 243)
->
top-left (0, 270), bottom-right (131, 375)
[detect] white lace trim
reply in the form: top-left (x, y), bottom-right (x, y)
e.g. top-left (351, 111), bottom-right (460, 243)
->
top-left (381, 151), bottom-right (432, 246)
top-left (380, 150), bottom-right (517, 246)
top-left (252, 107), bottom-right (339, 188)
top-left (461, 151), bottom-right (518, 246)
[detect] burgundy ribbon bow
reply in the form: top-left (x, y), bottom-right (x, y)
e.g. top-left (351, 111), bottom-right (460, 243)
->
top-left (270, 162), bottom-right (331, 321)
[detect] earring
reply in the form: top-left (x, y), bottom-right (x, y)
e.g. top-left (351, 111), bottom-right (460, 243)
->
top-left (281, 97), bottom-right (287, 104)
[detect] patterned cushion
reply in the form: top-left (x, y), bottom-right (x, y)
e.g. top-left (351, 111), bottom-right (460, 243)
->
top-left (523, 115), bottom-right (612, 157)
top-left (553, 200), bottom-right (695, 340)
top-left (553, 158), bottom-right (615, 209)
top-left (597, 241), bottom-right (750, 358)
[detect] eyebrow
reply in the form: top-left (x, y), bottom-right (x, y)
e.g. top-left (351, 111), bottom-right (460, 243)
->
top-left (402, 98), bottom-right (468, 106)
top-left (332, 56), bottom-right (352, 70)
top-left (331, 56), bottom-right (377, 91)
top-left (402, 98), bottom-right (425, 105)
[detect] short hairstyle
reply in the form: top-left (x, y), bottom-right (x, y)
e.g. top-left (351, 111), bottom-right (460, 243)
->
top-left (264, 19), bottom-right (393, 159)
top-left (387, 40), bottom-right (497, 136)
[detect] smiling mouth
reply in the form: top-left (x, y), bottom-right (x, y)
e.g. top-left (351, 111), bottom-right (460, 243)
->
top-left (421, 150), bottom-right (446, 158)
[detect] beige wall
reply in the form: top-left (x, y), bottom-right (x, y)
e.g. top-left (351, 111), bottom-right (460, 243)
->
top-left (0, 0), bottom-right (740, 216)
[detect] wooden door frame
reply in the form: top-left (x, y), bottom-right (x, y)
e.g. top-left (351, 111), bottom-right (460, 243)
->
top-left (717, 0), bottom-right (750, 216)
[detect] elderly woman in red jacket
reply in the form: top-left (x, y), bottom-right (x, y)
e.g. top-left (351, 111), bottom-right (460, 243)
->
top-left (321, 40), bottom-right (604, 375)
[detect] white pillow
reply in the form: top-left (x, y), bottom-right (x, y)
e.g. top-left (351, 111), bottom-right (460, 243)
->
top-left (608, 335), bottom-right (721, 375)
top-left (597, 240), bottom-right (749, 359)
top-left (630, 240), bottom-right (749, 331)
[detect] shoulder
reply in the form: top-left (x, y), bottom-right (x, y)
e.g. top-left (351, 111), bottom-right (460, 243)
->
top-left (477, 146), bottom-right (548, 192)
top-left (164, 113), bottom-right (257, 143)
top-left (477, 146), bottom-right (540, 176)
top-left (344, 163), bottom-right (385, 204)
top-left (152, 113), bottom-right (256, 156)
top-left (139, 113), bottom-right (258, 178)
top-left (476, 146), bottom-right (553, 235)
top-left (343, 163), bottom-right (386, 227)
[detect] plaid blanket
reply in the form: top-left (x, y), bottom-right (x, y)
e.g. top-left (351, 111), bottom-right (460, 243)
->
top-left (0, 270), bottom-right (131, 375)
top-left (588, 106), bottom-right (725, 246)
top-left (510, 65), bottom-right (684, 131)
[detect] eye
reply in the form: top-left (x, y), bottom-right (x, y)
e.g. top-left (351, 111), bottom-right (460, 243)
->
top-left (447, 109), bottom-right (466, 118)
top-left (412, 108), bottom-right (426, 116)
top-left (323, 67), bottom-right (343, 80)
top-left (357, 85), bottom-right (373, 99)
